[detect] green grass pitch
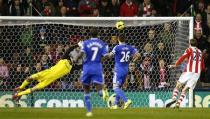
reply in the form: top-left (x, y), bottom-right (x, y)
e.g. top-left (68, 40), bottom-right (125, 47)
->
top-left (0, 108), bottom-right (210, 119)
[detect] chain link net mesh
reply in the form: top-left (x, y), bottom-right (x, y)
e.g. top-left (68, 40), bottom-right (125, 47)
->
top-left (0, 18), bottom-right (190, 108)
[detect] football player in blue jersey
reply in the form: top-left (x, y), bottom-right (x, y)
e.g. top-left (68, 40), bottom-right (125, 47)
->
top-left (79, 28), bottom-right (109, 117)
top-left (106, 35), bottom-right (140, 109)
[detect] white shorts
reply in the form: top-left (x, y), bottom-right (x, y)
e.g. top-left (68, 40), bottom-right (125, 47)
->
top-left (178, 72), bottom-right (200, 89)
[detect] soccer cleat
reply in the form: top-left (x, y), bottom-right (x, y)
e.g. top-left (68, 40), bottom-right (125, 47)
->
top-left (86, 112), bottom-right (93, 117)
top-left (166, 100), bottom-right (176, 108)
top-left (110, 105), bottom-right (118, 109)
top-left (123, 99), bottom-right (132, 109)
top-left (174, 102), bottom-right (180, 108)
top-left (12, 93), bottom-right (21, 103)
top-left (102, 87), bottom-right (109, 101)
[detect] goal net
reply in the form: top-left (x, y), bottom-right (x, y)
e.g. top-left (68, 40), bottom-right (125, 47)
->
top-left (0, 17), bottom-right (193, 108)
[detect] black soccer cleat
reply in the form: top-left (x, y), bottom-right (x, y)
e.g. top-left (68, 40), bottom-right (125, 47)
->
top-left (166, 100), bottom-right (176, 108)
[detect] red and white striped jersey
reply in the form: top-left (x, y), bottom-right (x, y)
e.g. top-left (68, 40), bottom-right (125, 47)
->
top-left (175, 46), bottom-right (205, 73)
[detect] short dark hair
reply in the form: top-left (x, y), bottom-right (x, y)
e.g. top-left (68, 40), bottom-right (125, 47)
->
top-left (118, 35), bottom-right (126, 42)
top-left (90, 28), bottom-right (98, 37)
top-left (190, 38), bottom-right (197, 47)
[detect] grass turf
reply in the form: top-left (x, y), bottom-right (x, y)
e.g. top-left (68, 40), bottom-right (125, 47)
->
top-left (0, 108), bottom-right (210, 119)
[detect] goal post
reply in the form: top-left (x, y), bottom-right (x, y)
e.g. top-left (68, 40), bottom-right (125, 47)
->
top-left (0, 17), bottom-right (194, 108)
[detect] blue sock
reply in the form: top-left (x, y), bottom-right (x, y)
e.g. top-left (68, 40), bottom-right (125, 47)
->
top-left (84, 94), bottom-right (92, 112)
top-left (98, 90), bottom-right (103, 97)
top-left (114, 88), bottom-right (127, 102)
top-left (114, 94), bottom-right (120, 105)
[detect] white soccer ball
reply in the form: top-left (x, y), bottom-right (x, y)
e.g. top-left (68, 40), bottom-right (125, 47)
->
top-left (107, 93), bottom-right (116, 108)
top-left (107, 93), bottom-right (124, 108)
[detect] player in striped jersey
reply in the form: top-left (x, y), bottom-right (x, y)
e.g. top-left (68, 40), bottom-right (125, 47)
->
top-left (166, 38), bottom-right (205, 108)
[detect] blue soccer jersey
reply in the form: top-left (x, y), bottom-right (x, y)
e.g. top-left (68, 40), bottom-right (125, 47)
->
top-left (81, 38), bottom-right (108, 85)
top-left (112, 44), bottom-right (137, 86)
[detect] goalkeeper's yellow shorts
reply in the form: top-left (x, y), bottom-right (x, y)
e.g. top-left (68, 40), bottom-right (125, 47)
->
top-left (30, 59), bottom-right (72, 87)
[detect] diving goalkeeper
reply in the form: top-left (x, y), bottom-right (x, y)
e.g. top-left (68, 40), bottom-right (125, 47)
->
top-left (12, 44), bottom-right (82, 102)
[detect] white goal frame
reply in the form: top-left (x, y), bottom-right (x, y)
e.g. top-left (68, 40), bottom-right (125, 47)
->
top-left (0, 16), bottom-right (194, 108)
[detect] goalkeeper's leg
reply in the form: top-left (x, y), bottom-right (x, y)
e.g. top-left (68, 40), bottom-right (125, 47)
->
top-left (12, 80), bottom-right (50, 102)
top-left (14, 77), bottom-right (34, 92)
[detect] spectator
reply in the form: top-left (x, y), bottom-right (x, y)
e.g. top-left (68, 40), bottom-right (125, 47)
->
top-left (120, 0), bottom-right (138, 17)
top-left (33, 27), bottom-right (48, 53)
top-left (64, 0), bottom-right (79, 16)
top-left (99, 0), bottom-right (111, 16)
top-left (92, 8), bottom-right (99, 16)
top-left (78, 0), bottom-right (98, 16)
top-left (9, 0), bottom-right (25, 16)
top-left (138, 0), bottom-right (154, 17)
top-left (203, 39), bottom-right (210, 83)
top-left (143, 42), bottom-right (154, 58)
top-left (160, 23), bottom-right (175, 51)
top-left (59, 6), bottom-right (68, 16)
top-left (124, 62), bottom-right (142, 90)
top-left (39, 28), bottom-right (47, 45)
top-left (20, 26), bottom-right (33, 46)
top-left (0, 57), bottom-right (9, 89)
top-left (158, 59), bottom-right (169, 88)
top-left (11, 52), bottom-right (20, 66)
top-left (110, 0), bottom-right (120, 16)
top-left (24, 0), bottom-right (32, 16)
top-left (19, 46), bottom-right (34, 70)
top-left (139, 55), bottom-right (154, 89)
top-left (40, 53), bottom-right (53, 69)
top-left (0, 0), bottom-right (8, 16)
top-left (151, 9), bottom-right (157, 16)
top-left (194, 13), bottom-right (208, 36)
top-left (206, 4), bottom-right (210, 35)
top-left (54, 44), bottom-right (64, 63)
top-left (194, 29), bottom-right (208, 51)
top-left (43, 44), bottom-right (54, 60)
top-left (55, 0), bottom-right (64, 16)
top-left (111, 35), bottom-right (118, 44)
top-left (10, 64), bottom-right (25, 90)
top-left (147, 28), bottom-right (158, 46)
top-left (196, 1), bottom-right (206, 21)
top-left (33, 62), bottom-right (44, 73)
top-left (74, 78), bottom-right (83, 90)
top-left (41, 2), bottom-right (55, 16)
top-left (155, 42), bottom-right (171, 64)
top-left (23, 65), bottom-right (30, 77)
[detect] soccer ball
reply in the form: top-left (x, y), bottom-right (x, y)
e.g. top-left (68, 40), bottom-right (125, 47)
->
top-left (107, 94), bottom-right (116, 108)
top-left (115, 21), bottom-right (125, 30)
top-left (107, 93), bottom-right (124, 108)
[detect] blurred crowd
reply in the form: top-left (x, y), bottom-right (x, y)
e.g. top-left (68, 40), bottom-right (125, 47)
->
top-left (0, 0), bottom-right (209, 17)
top-left (0, 0), bottom-right (210, 91)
